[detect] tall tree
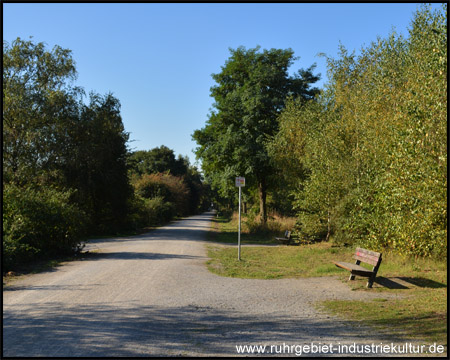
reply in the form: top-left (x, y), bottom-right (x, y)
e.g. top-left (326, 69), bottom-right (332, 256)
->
top-left (193, 46), bottom-right (320, 223)
top-left (128, 145), bottom-right (188, 177)
top-left (271, 4), bottom-right (446, 257)
top-left (3, 37), bottom-right (79, 185)
top-left (62, 92), bottom-right (132, 233)
top-left (3, 37), bottom-right (133, 235)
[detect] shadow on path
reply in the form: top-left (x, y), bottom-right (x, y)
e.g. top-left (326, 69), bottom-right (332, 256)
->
top-left (85, 212), bottom-right (215, 246)
top-left (81, 251), bottom-right (204, 261)
top-left (3, 302), bottom-right (411, 357)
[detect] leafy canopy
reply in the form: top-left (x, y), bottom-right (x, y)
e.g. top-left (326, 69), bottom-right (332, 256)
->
top-left (193, 46), bottom-right (320, 221)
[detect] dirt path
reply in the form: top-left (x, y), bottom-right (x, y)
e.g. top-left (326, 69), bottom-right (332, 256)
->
top-left (3, 212), bottom-right (414, 357)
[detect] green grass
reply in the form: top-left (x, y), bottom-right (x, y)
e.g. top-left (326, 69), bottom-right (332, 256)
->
top-left (318, 255), bottom-right (447, 348)
top-left (207, 213), bottom-right (355, 278)
top-left (319, 288), bottom-right (447, 347)
top-left (206, 214), bottom-right (447, 348)
top-left (206, 242), bottom-right (353, 279)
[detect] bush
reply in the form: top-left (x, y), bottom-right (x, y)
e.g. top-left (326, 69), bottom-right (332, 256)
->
top-left (133, 173), bottom-right (190, 217)
top-left (123, 195), bottom-right (148, 231)
top-left (127, 195), bottom-right (175, 227)
top-left (3, 184), bottom-right (87, 270)
top-left (143, 196), bottom-right (175, 226)
top-left (134, 174), bottom-right (172, 200)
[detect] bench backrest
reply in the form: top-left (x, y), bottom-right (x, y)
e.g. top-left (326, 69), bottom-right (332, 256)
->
top-left (353, 247), bottom-right (382, 266)
top-left (285, 230), bottom-right (291, 239)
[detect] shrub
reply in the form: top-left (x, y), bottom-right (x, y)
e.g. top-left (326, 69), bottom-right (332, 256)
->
top-left (132, 173), bottom-right (190, 217)
top-left (3, 184), bottom-right (87, 270)
top-left (123, 195), bottom-right (148, 231)
top-left (143, 196), bottom-right (175, 226)
top-left (134, 174), bottom-right (172, 200)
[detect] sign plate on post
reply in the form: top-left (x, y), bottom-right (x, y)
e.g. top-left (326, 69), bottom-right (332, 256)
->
top-left (235, 177), bottom-right (245, 187)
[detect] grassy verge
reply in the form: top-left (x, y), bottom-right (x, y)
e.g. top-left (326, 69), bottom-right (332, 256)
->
top-left (206, 242), bottom-right (353, 279)
top-left (206, 214), bottom-right (447, 348)
top-left (318, 256), bottom-right (447, 348)
top-left (318, 288), bottom-right (447, 347)
top-left (206, 212), bottom-right (296, 245)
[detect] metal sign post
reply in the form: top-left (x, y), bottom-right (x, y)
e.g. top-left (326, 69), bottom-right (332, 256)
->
top-left (235, 177), bottom-right (245, 261)
top-left (238, 185), bottom-right (242, 261)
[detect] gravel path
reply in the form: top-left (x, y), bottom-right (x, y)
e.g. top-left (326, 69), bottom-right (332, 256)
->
top-left (3, 212), bottom-right (418, 357)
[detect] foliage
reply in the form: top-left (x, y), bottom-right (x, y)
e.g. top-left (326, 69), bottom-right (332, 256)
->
top-left (143, 196), bottom-right (175, 226)
top-left (271, 5), bottom-right (447, 258)
top-left (193, 46), bottom-right (320, 223)
top-left (132, 173), bottom-right (190, 218)
top-left (3, 37), bottom-right (136, 269)
top-left (61, 92), bottom-right (133, 234)
top-left (3, 37), bottom-right (79, 185)
top-left (128, 145), bottom-right (188, 177)
top-left (3, 184), bottom-right (87, 269)
top-left (3, 37), bottom-right (211, 271)
top-left (130, 166), bottom-right (211, 227)
top-left (128, 146), bottom-right (209, 216)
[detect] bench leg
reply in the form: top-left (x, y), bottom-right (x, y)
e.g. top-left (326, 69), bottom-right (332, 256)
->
top-left (367, 274), bottom-right (376, 288)
top-left (349, 260), bottom-right (360, 281)
top-left (367, 258), bottom-right (382, 288)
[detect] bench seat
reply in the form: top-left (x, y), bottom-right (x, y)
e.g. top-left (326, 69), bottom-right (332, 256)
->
top-left (333, 247), bottom-right (382, 288)
top-left (333, 261), bottom-right (375, 277)
top-left (275, 237), bottom-right (291, 245)
top-left (275, 230), bottom-right (292, 245)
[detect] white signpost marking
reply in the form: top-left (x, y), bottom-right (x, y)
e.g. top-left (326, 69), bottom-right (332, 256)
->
top-left (235, 177), bottom-right (245, 260)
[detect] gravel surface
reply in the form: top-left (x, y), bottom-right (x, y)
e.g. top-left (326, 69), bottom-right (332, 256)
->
top-left (3, 212), bottom-right (422, 357)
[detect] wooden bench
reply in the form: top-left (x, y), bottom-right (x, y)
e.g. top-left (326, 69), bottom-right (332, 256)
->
top-left (333, 247), bottom-right (382, 288)
top-left (275, 230), bottom-right (292, 245)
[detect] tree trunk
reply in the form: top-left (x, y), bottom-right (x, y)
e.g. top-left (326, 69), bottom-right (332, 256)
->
top-left (258, 178), bottom-right (267, 225)
top-left (326, 208), bottom-right (331, 242)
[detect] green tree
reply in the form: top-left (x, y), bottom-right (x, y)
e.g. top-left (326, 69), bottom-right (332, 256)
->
top-left (193, 46), bottom-right (320, 223)
top-left (3, 37), bottom-right (133, 237)
top-left (3, 37), bottom-right (80, 186)
top-left (3, 37), bottom-right (89, 267)
top-left (272, 4), bottom-right (447, 257)
top-left (56, 92), bottom-right (132, 234)
top-left (128, 145), bottom-right (188, 177)
top-left (128, 146), bottom-right (209, 215)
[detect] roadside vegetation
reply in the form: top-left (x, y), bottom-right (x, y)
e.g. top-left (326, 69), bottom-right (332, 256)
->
top-left (320, 288), bottom-right (447, 347)
top-left (3, 40), bottom-right (209, 272)
top-left (206, 213), bottom-right (447, 347)
top-left (199, 6), bottom-right (447, 347)
top-left (195, 4), bottom-right (446, 260)
top-left (319, 263), bottom-right (447, 347)
top-left (207, 212), bottom-right (296, 245)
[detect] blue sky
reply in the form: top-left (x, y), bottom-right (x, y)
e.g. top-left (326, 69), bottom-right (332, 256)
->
top-left (3, 3), bottom-right (441, 167)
